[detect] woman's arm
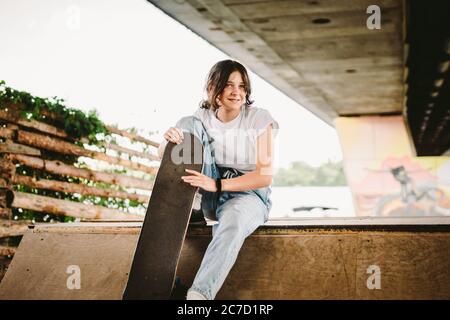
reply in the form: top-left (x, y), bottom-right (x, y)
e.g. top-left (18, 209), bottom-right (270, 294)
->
top-left (182, 124), bottom-right (275, 192)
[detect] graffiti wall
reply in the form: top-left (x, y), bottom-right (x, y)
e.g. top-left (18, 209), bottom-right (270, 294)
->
top-left (335, 116), bottom-right (450, 217)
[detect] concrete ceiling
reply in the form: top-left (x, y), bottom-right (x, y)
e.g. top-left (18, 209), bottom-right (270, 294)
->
top-left (404, 1), bottom-right (450, 155)
top-left (147, 0), bottom-right (405, 126)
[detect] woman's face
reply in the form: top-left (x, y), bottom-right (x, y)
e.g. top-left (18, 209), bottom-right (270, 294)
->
top-left (216, 71), bottom-right (246, 111)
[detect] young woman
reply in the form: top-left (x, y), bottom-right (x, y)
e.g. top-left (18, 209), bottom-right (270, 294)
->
top-left (158, 60), bottom-right (279, 300)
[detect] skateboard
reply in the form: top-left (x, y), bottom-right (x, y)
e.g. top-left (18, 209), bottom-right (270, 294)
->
top-left (123, 133), bottom-right (203, 300)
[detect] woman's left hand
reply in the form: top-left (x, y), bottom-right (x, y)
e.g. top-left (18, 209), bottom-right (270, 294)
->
top-left (181, 169), bottom-right (217, 192)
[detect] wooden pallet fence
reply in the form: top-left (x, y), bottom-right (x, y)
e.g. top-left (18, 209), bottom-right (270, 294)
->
top-left (0, 103), bottom-right (160, 225)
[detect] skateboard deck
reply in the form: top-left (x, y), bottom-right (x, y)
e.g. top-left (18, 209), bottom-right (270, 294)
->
top-left (123, 133), bottom-right (203, 300)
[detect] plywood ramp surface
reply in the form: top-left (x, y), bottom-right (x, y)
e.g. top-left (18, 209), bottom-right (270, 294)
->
top-left (0, 222), bottom-right (449, 299)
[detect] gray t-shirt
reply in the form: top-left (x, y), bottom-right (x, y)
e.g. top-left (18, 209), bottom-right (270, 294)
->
top-left (191, 106), bottom-right (279, 173)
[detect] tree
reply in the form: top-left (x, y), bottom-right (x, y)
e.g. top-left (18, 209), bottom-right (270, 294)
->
top-left (273, 160), bottom-right (347, 186)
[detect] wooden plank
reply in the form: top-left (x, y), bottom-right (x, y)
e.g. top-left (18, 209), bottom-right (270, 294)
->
top-left (106, 126), bottom-right (159, 148)
top-left (0, 154), bottom-right (15, 177)
top-left (8, 154), bottom-right (155, 191)
top-left (0, 109), bottom-right (68, 139)
top-left (0, 246), bottom-right (16, 257)
top-left (100, 142), bottom-right (160, 162)
top-left (16, 131), bottom-right (158, 175)
top-left (0, 188), bottom-right (14, 210)
top-left (11, 175), bottom-right (150, 204)
top-left (0, 208), bottom-right (12, 219)
top-left (0, 127), bottom-right (15, 139)
top-left (0, 140), bottom-right (41, 156)
top-left (0, 220), bottom-right (31, 237)
top-left (11, 191), bottom-right (143, 221)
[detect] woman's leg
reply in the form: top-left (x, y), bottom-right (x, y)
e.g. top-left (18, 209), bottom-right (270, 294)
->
top-left (187, 192), bottom-right (269, 300)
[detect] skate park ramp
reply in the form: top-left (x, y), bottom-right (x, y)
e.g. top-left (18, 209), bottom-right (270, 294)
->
top-left (1, 219), bottom-right (450, 300)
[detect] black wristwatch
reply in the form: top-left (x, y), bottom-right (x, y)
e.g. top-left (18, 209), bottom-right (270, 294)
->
top-left (215, 178), bottom-right (222, 194)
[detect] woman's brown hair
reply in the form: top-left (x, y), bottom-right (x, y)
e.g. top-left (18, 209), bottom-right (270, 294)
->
top-left (200, 60), bottom-right (254, 111)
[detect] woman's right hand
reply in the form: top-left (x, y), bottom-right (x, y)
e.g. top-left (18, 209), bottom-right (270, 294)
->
top-left (163, 127), bottom-right (184, 144)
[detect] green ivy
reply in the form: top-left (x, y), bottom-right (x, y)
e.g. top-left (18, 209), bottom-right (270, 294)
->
top-left (0, 80), bottom-right (107, 145)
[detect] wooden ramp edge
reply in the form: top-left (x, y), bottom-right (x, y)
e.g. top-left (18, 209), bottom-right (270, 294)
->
top-left (0, 219), bottom-right (449, 299)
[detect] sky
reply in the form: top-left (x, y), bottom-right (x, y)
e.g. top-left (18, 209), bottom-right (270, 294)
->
top-left (0, 0), bottom-right (343, 169)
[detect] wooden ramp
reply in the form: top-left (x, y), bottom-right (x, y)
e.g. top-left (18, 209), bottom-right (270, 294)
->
top-left (1, 218), bottom-right (450, 300)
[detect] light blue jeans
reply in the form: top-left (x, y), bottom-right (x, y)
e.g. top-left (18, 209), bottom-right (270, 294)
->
top-left (176, 116), bottom-right (272, 300)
